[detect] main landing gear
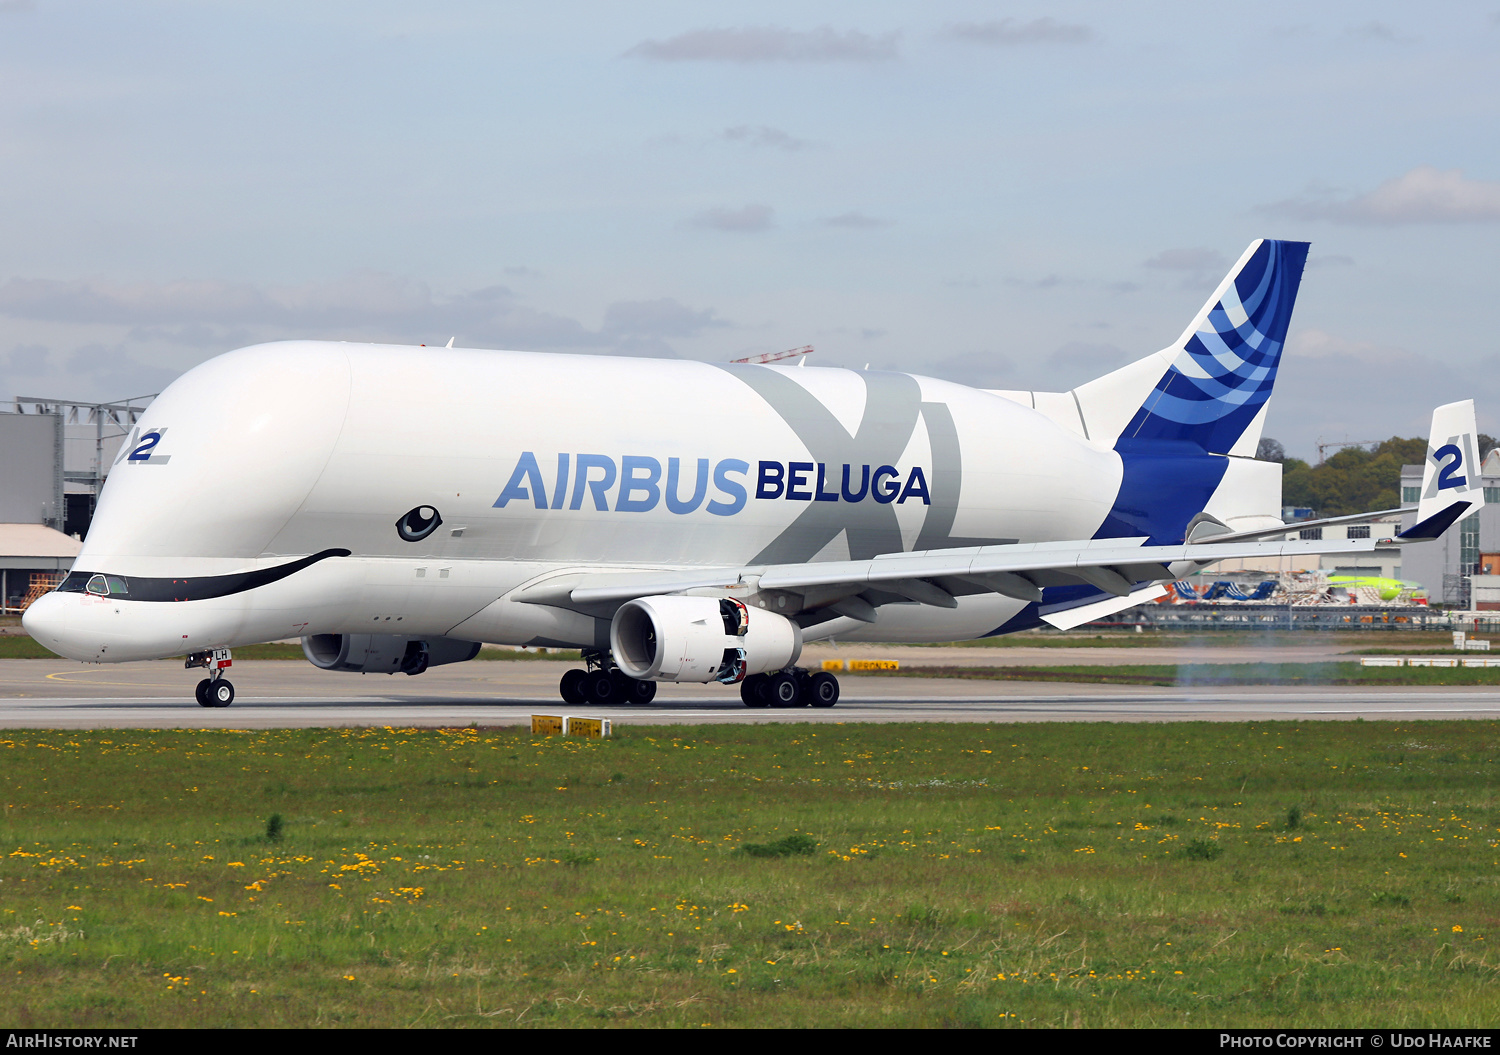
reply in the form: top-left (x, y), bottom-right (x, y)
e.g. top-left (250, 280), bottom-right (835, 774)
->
top-left (553, 651), bottom-right (840, 709)
top-left (739, 669), bottom-right (839, 709)
top-left (186, 649), bottom-right (235, 708)
top-left (558, 649), bottom-right (658, 706)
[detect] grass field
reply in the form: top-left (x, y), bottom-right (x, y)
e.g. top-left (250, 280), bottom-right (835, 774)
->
top-left (884, 662), bottom-right (1500, 687)
top-left (2, 721), bottom-right (1497, 1028)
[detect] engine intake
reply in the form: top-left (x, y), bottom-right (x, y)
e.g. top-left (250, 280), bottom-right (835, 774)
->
top-left (610, 596), bottom-right (801, 683)
top-left (301, 633), bottom-right (480, 675)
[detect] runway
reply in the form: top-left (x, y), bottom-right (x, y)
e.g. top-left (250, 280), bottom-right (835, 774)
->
top-left (0, 658), bottom-right (1496, 727)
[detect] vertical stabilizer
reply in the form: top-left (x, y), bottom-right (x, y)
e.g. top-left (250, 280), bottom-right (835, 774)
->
top-left (1073, 239), bottom-right (1310, 454)
top-left (1401, 399), bottom-right (1486, 541)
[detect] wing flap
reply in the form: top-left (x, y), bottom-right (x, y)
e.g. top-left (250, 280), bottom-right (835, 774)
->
top-left (544, 534), bottom-right (1384, 612)
top-left (1042, 584), bottom-right (1170, 630)
top-left (754, 536), bottom-right (1379, 593)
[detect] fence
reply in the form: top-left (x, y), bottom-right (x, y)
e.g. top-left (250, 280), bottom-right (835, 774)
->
top-left (1090, 604), bottom-right (1500, 633)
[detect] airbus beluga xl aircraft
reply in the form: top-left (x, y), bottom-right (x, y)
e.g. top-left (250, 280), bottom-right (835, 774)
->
top-left (23, 240), bottom-right (1484, 708)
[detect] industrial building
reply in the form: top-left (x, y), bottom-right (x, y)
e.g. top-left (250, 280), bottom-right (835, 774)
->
top-left (1401, 461), bottom-right (1500, 609)
top-left (0, 396), bottom-right (153, 611)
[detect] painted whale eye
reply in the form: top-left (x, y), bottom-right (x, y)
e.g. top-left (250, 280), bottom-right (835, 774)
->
top-left (396, 505), bottom-right (442, 542)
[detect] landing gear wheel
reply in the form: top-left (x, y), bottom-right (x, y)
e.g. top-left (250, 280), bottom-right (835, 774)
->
top-left (808, 672), bottom-right (840, 708)
top-left (769, 671), bottom-right (802, 708)
top-left (195, 679), bottom-right (213, 708)
top-left (624, 677), bottom-right (657, 705)
top-left (585, 670), bottom-right (620, 705)
top-left (207, 679), bottom-right (234, 708)
top-left (559, 668), bottom-right (587, 704)
top-left (740, 673), bottom-right (771, 708)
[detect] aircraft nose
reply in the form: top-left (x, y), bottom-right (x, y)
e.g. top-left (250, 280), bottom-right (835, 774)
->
top-left (22, 590), bottom-right (93, 661)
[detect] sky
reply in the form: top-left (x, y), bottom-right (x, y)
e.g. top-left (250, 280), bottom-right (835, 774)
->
top-left (1, 1), bottom-right (1498, 458)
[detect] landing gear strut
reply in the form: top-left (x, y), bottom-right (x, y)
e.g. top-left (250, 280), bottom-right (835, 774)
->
top-left (187, 649), bottom-right (234, 708)
top-left (739, 669), bottom-right (839, 709)
top-left (558, 648), bottom-right (657, 706)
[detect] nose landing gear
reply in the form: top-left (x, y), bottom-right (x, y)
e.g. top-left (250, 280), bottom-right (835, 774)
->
top-left (186, 649), bottom-right (234, 708)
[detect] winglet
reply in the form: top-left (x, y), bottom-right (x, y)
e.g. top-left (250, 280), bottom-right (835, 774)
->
top-left (1398, 399), bottom-right (1486, 542)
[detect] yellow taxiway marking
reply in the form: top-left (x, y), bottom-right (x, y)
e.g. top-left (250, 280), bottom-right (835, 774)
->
top-left (45, 669), bottom-right (183, 688)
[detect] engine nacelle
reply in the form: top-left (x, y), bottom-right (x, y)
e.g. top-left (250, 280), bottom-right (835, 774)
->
top-left (301, 633), bottom-right (481, 675)
top-left (610, 595), bottom-right (802, 683)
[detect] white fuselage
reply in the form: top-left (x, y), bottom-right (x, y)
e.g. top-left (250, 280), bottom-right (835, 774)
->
top-left (27, 341), bottom-right (1128, 662)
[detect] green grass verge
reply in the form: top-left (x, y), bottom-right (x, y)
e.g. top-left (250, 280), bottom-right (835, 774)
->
top-left (1, 722), bottom-right (1497, 1028)
top-left (0, 636), bottom-right (64, 659)
top-left (881, 662), bottom-right (1500, 687)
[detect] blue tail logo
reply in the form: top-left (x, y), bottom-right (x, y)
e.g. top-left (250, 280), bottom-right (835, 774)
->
top-left (1121, 239), bottom-right (1309, 454)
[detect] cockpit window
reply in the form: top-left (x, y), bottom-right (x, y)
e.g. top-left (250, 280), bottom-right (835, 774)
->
top-left (59, 571), bottom-right (129, 597)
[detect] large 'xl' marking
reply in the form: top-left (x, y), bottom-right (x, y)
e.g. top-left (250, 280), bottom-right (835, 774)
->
top-left (712, 365), bottom-right (1012, 563)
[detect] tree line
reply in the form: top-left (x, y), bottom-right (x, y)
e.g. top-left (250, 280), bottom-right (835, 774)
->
top-left (1256, 435), bottom-right (1497, 518)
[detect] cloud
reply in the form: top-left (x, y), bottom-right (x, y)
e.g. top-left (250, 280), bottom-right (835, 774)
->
top-left (722, 125), bottom-right (808, 151)
top-left (920, 350), bottom-right (1016, 390)
top-left (1144, 247), bottom-right (1228, 272)
top-left (0, 1), bottom-right (35, 11)
top-left (685, 204), bottom-right (774, 232)
top-left (626, 26), bottom-right (898, 63)
top-left (61, 344), bottom-right (182, 398)
top-left (0, 272), bottom-right (456, 330)
top-left (0, 275), bottom-right (738, 398)
top-left (1259, 166), bottom-right (1500, 225)
top-left (1045, 341), bottom-right (1128, 385)
top-left (944, 18), bottom-right (1093, 45)
top-left (5, 343), bottom-right (48, 374)
top-left (1305, 253), bottom-right (1355, 269)
top-left (820, 211), bottom-right (890, 230)
top-left (602, 298), bottom-right (726, 338)
top-left (1003, 273), bottom-right (1068, 290)
top-left (1347, 21), bottom-right (1411, 42)
top-left (1267, 328), bottom-right (1499, 456)
top-left (0, 272), bottom-right (733, 353)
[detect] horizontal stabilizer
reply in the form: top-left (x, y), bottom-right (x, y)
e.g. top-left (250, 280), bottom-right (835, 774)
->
top-left (1042, 584), bottom-right (1168, 630)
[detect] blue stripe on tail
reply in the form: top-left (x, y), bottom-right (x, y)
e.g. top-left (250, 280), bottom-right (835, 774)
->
top-left (1096, 239), bottom-right (1309, 546)
top-left (1121, 239), bottom-right (1308, 453)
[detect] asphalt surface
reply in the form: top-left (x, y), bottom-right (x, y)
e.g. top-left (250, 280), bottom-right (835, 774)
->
top-left (0, 657), bottom-right (1495, 727)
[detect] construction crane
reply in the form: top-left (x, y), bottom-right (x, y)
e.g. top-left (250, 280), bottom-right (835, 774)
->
top-left (730, 345), bottom-right (813, 366)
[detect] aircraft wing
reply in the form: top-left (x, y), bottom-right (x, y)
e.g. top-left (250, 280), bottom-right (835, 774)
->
top-left (525, 533), bottom-right (1385, 625)
top-left (523, 399), bottom-right (1482, 633)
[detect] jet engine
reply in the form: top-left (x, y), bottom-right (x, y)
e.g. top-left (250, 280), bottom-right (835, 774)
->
top-left (301, 633), bottom-right (481, 675)
top-left (610, 595), bottom-right (802, 683)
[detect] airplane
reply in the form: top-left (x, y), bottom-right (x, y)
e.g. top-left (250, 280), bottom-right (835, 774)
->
top-left (22, 239), bottom-right (1485, 709)
top-left (1325, 575), bottom-right (1425, 603)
